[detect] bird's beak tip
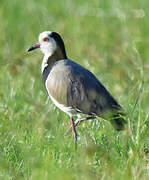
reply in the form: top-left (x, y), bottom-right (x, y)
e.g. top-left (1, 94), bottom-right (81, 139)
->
top-left (26, 48), bottom-right (32, 52)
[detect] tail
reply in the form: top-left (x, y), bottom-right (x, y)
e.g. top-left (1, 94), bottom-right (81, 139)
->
top-left (110, 113), bottom-right (127, 131)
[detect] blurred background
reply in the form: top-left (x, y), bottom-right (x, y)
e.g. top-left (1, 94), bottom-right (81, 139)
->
top-left (0, 0), bottom-right (149, 179)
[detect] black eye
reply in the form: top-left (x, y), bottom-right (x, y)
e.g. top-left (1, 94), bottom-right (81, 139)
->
top-left (43, 37), bottom-right (49, 42)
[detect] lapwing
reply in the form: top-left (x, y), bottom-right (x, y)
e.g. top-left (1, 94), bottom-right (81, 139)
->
top-left (27, 31), bottom-right (126, 141)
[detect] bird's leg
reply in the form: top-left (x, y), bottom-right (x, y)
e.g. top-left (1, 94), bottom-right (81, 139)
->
top-left (70, 116), bottom-right (77, 141)
top-left (75, 116), bottom-right (97, 126)
top-left (64, 116), bottom-right (97, 136)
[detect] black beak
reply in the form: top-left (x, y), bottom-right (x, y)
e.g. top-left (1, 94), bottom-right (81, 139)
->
top-left (27, 43), bottom-right (40, 52)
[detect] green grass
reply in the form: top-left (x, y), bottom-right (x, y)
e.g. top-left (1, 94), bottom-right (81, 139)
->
top-left (0, 0), bottom-right (149, 179)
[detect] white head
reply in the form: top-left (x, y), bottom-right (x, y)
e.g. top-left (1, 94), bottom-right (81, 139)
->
top-left (27, 31), bottom-right (67, 58)
top-left (27, 31), bottom-right (67, 72)
top-left (38, 31), bottom-right (57, 57)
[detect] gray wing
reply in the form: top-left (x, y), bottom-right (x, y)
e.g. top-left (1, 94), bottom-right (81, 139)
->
top-left (66, 60), bottom-right (122, 118)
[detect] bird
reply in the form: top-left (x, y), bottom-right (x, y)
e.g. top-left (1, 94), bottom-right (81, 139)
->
top-left (27, 31), bottom-right (126, 141)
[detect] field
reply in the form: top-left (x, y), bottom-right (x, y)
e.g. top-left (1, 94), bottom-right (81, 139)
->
top-left (0, 0), bottom-right (149, 179)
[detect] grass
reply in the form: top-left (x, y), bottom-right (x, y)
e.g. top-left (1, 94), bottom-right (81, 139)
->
top-left (0, 0), bottom-right (149, 179)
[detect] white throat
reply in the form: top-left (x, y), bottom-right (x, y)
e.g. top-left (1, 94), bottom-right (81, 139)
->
top-left (40, 38), bottom-right (57, 73)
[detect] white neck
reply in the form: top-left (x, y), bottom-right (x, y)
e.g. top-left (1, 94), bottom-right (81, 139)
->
top-left (41, 54), bottom-right (49, 73)
top-left (40, 38), bottom-right (57, 73)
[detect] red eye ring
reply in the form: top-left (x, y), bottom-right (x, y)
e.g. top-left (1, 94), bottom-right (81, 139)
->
top-left (43, 37), bottom-right (49, 42)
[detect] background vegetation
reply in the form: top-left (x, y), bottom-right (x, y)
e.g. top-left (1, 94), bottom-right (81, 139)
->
top-left (0, 0), bottom-right (149, 179)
